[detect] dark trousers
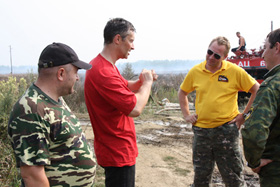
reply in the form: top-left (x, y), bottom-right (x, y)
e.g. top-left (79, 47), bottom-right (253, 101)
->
top-left (231, 46), bottom-right (246, 52)
top-left (192, 123), bottom-right (245, 187)
top-left (103, 165), bottom-right (135, 187)
top-left (259, 161), bottom-right (280, 187)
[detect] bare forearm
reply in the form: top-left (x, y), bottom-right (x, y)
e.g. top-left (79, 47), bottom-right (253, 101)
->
top-left (179, 97), bottom-right (190, 118)
top-left (21, 165), bottom-right (49, 187)
top-left (178, 89), bottom-right (191, 117)
top-left (243, 83), bottom-right (260, 114)
top-left (23, 178), bottom-right (49, 187)
top-left (243, 94), bottom-right (255, 114)
top-left (178, 89), bottom-right (198, 124)
top-left (129, 81), bottom-right (152, 117)
top-left (127, 79), bottom-right (142, 92)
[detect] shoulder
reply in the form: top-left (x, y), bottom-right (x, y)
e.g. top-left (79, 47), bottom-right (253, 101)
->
top-left (89, 55), bottom-right (116, 74)
top-left (9, 85), bottom-right (60, 124)
top-left (9, 86), bottom-right (39, 120)
top-left (224, 60), bottom-right (238, 68)
top-left (261, 72), bottom-right (280, 89)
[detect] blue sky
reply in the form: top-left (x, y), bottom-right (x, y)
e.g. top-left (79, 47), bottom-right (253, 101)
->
top-left (1, 0), bottom-right (280, 67)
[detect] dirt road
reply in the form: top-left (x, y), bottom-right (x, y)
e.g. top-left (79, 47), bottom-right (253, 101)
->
top-left (82, 114), bottom-right (260, 187)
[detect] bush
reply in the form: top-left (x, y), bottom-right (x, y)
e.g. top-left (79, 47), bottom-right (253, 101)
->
top-left (0, 118), bottom-right (21, 187)
top-left (151, 74), bottom-right (186, 103)
top-left (0, 76), bottom-right (26, 187)
top-left (63, 75), bottom-right (88, 113)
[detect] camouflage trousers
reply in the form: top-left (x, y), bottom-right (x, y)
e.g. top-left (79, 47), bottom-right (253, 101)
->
top-left (192, 123), bottom-right (246, 187)
top-left (259, 161), bottom-right (280, 187)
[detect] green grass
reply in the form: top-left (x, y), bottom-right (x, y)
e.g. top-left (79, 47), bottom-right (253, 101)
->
top-left (163, 155), bottom-right (191, 177)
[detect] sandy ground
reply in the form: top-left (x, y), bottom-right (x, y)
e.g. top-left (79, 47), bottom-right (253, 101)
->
top-left (82, 114), bottom-right (259, 187)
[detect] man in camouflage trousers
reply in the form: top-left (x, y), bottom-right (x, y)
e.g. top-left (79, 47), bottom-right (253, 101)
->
top-left (242, 28), bottom-right (280, 187)
top-left (178, 36), bottom-right (259, 186)
top-left (8, 43), bottom-right (96, 186)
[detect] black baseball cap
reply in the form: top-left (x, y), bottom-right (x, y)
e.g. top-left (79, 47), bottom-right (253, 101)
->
top-left (38, 42), bottom-right (92, 70)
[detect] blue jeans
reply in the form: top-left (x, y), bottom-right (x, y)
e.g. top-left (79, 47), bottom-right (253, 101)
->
top-left (103, 165), bottom-right (135, 187)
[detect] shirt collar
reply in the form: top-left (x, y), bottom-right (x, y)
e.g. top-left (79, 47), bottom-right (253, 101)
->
top-left (264, 64), bottom-right (280, 78)
top-left (202, 60), bottom-right (227, 73)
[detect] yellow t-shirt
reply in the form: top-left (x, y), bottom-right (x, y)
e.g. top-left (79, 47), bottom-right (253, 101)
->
top-left (180, 60), bottom-right (256, 128)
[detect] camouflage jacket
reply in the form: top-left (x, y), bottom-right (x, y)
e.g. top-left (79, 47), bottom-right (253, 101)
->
top-left (8, 84), bottom-right (96, 186)
top-left (242, 65), bottom-right (280, 168)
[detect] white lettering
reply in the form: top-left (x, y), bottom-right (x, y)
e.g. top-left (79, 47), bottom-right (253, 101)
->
top-left (260, 60), bottom-right (266, 67)
top-left (244, 61), bottom-right (250, 67)
top-left (238, 61), bottom-right (244, 67)
top-left (238, 61), bottom-right (250, 67)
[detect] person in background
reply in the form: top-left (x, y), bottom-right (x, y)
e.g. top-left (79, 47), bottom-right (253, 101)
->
top-left (8, 42), bottom-right (96, 187)
top-left (241, 28), bottom-right (280, 187)
top-left (178, 36), bottom-right (259, 186)
top-left (84, 18), bottom-right (157, 187)
top-left (231, 32), bottom-right (246, 53)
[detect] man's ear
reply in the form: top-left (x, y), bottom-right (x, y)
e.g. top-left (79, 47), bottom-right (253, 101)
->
top-left (57, 68), bottom-right (65, 81)
top-left (113, 34), bottom-right (121, 44)
top-left (275, 42), bottom-right (280, 53)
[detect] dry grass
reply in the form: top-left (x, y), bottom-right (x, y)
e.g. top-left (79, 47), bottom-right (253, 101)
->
top-left (0, 124), bottom-right (21, 187)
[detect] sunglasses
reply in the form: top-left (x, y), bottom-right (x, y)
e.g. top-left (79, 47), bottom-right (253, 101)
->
top-left (207, 49), bottom-right (221, 60)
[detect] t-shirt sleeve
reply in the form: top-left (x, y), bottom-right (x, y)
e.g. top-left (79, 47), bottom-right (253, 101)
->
top-left (238, 68), bottom-right (257, 92)
top-left (9, 113), bottom-right (51, 167)
top-left (94, 67), bottom-right (136, 115)
top-left (180, 69), bottom-right (195, 93)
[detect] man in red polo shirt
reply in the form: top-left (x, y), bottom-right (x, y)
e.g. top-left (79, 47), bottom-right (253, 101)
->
top-left (84, 18), bottom-right (157, 187)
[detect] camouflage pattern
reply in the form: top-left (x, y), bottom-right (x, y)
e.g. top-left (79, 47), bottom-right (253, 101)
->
top-left (258, 161), bottom-right (280, 187)
top-left (192, 123), bottom-right (246, 187)
top-left (242, 65), bottom-right (280, 185)
top-left (8, 84), bottom-right (96, 187)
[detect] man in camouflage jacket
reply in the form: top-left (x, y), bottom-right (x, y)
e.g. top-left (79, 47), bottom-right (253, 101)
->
top-left (242, 28), bottom-right (280, 187)
top-left (8, 43), bottom-right (96, 186)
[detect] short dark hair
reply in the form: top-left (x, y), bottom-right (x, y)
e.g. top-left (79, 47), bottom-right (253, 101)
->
top-left (103, 18), bottom-right (136, 44)
top-left (267, 28), bottom-right (280, 49)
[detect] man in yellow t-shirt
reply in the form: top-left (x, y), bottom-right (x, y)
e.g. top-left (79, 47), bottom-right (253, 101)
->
top-left (178, 36), bottom-right (259, 186)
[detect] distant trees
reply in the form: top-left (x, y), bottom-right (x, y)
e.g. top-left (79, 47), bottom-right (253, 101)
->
top-left (121, 63), bottom-right (136, 80)
top-left (119, 63), bottom-right (195, 104)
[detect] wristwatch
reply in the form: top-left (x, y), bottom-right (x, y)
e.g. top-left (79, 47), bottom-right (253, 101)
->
top-left (242, 112), bottom-right (250, 120)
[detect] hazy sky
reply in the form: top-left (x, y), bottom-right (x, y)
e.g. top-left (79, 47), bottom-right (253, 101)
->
top-left (1, 0), bottom-right (280, 67)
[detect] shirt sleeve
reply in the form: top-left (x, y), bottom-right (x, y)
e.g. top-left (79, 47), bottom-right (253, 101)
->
top-left (180, 68), bottom-right (195, 93)
top-left (241, 78), bottom-right (277, 168)
top-left (94, 67), bottom-right (136, 115)
top-left (238, 68), bottom-right (257, 92)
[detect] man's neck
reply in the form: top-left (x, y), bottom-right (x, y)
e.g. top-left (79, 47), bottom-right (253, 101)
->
top-left (205, 62), bottom-right (222, 73)
top-left (101, 46), bottom-right (118, 65)
top-left (34, 80), bottom-right (59, 102)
